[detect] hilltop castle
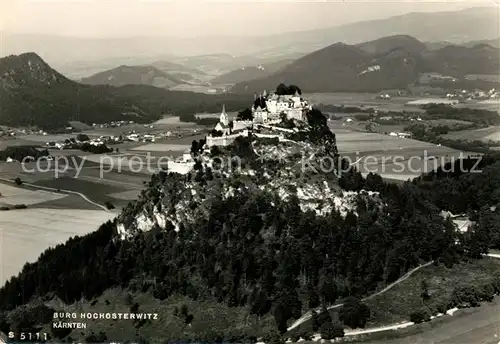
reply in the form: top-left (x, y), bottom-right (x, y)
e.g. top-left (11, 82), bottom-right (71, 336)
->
top-left (168, 86), bottom-right (312, 174)
top-left (253, 89), bottom-right (311, 123)
top-left (206, 88), bottom-right (311, 147)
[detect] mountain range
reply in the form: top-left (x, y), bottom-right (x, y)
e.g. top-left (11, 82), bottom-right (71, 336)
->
top-left (209, 59), bottom-right (295, 85)
top-left (0, 53), bottom-right (249, 129)
top-left (1, 32), bottom-right (498, 129)
top-left (2, 6), bottom-right (497, 72)
top-left (230, 35), bottom-right (500, 94)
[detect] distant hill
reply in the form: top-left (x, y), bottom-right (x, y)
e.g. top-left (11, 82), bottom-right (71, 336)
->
top-left (425, 38), bottom-right (500, 51)
top-left (0, 53), bottom-right (250, 130)
top-left (151, 60), bottom-right (206, 75)
top-left (422, 44), bottom-right (500, 76)
top-left (424, 41), bottom-right (455, 51)
top-left (150, 60), bottom-right (210, 84)
top-left (209, 59), bottom-right (294, 85)
top-left (262, 6), bottom-right (499, 56)
top-left (356, 35), bottom-right (427, 55)
top-left (80, 65), bottom-right (182, 88)
top-left (2, 7), bottom-right (497, 64)
top-left (231, 35), bottom-right (500, 94)
top-left (462, 37), bottom-right (500, 48)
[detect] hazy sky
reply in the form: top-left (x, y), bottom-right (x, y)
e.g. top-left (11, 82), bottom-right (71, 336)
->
top-left (2, 0), bottom-right (498, 38)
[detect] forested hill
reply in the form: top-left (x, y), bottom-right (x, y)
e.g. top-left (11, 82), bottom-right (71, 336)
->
top-left (1, 112), bottom-right (500, 342)
top-left (79, 65), bottom-right (183, 88)
top-left (0, 53), bottom-right (249, 130)
top-left (230, 35), bottom-right (500, 93)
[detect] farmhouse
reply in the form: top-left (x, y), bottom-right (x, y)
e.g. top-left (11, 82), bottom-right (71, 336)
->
top-left (398, 132), bottom-right (411, 138)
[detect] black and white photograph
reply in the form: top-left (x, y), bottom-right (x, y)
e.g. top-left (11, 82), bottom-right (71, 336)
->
top-left (0, 0), bottom-right (499, 343)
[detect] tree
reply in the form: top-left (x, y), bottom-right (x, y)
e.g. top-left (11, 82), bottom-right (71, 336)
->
top-left (421, 280), bottom-right (430, 302)
top-left (76, 133), bottom-right (90, 142)
top-left (237, 108), bottom-right (253, 121)
top-left (318, 272), bottom-right (337, 304)
top-left (338, 298), bottom-right (371, 329)
top-left (313, 305), bottom-right (332, 332)
top-left (320, 320), bottom-right (344, 339)
top-left (51, 325), bottom-right (72, 339)
top-left (105, 201), bottom-right (115, 210)
top-left (85, 331), bottom-right (107, 343)
top-left (410, 307), bottom-right (431, 323)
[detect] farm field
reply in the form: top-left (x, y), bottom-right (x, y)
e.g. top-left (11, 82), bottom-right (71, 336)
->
top-left (305, 93), bottom-right (422, 112)
top-left (32, 175), bottom-right (142, 208)
top-left (130, 143), bottom-right (192, 152)
top-left (16, 134), bottom-right (74, 142)
top-left (195, 111), bottom-right (238, 119)
top-left (329, 125), bottom-right (465, 180)
top-left (309, 92), bottom-right (500, 114)
top-left (0, 182), bottom-right (67, 206)
top-left (456, 99), bottom-right (500, 114)
top-left (130, 133), bottom-right (207, 153)
top-left (0, 208), bottom-right (115, 287)
top-left (443, 126), bottom-right (500, 142)
top-left (0, 157), bottom-right (148, 209)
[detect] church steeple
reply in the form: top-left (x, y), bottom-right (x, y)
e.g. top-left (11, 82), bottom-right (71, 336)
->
top-left (220, 104), bottom-right (229, 126)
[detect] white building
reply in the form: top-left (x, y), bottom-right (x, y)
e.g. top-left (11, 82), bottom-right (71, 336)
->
top-left (252, 90), bottom-right (309, 123)
top-left (167, 150), bottom-right (195, 175)
top-left (253, 106), bottom-right (269, 123)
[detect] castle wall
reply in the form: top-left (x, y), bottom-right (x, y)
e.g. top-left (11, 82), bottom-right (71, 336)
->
top-left (254, 133), bottom-right (284, 140)
top-left (256, 124), bottom-right (295, 133)
top-left (206, 130), bottom-right (249, 147)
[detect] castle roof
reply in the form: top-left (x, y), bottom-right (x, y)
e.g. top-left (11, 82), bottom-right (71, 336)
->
top-left (216, 122), bottom-right (229, 129)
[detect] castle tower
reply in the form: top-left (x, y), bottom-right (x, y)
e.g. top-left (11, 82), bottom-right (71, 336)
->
top-left (220, 104), bottom-right (229, 126)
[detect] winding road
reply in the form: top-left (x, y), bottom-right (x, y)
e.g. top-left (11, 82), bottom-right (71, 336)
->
top-left (0, 177), bottom-right (110, 212)
top-left (288, 253), bottom-right (500, 339)
top-left (287, 261), bottom-right (434, 331)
